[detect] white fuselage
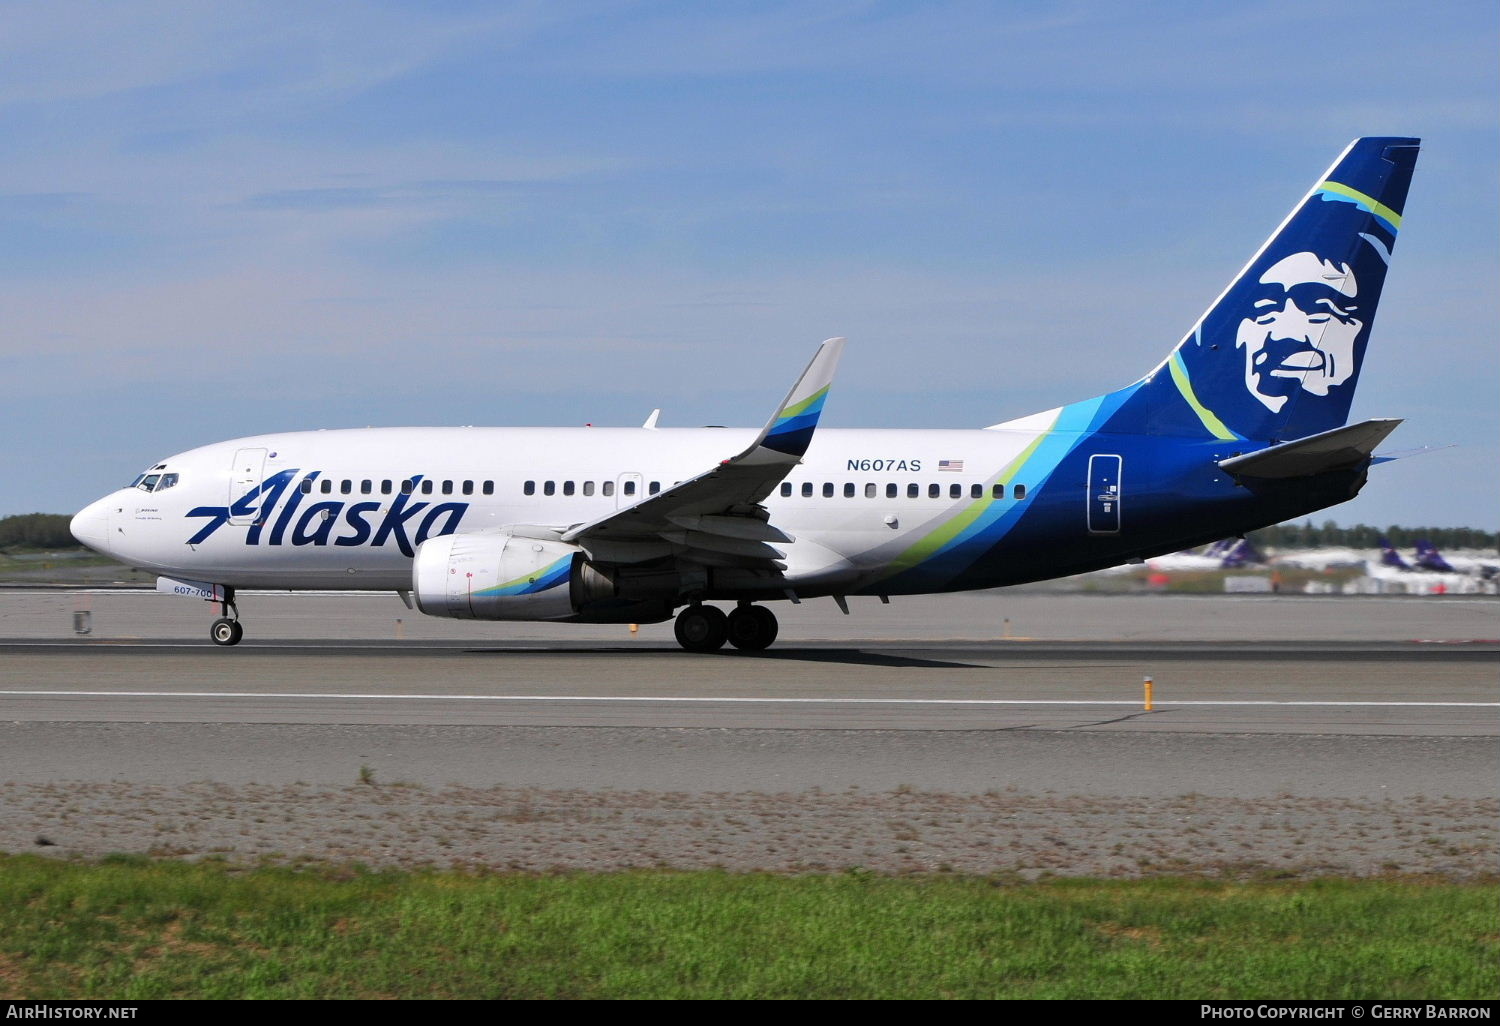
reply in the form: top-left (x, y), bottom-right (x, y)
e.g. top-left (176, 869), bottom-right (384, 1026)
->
top-left (73, 424), bottom-right (1053, 594)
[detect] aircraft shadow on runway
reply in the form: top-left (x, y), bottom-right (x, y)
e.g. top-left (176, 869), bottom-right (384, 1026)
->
top-left (458, 646), bottom-right (986, 669)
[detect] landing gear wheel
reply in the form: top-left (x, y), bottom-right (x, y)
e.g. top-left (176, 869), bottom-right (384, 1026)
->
top-left (726, 605), bottom-right (779, 651)
top-left (210, 617), bottom-right (243, 647)
top-left (674, 605), bottom-right (728, 652)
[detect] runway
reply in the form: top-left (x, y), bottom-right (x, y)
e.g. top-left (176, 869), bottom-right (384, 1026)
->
top-left (2, 591), bottom-right (1494, 873)
top-left (2, 589), bottom-right (1496, 737)
top-left (2, 639), bottom-right (1495, 735)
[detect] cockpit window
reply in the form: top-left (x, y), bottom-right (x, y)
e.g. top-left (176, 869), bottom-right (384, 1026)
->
top-left (154, 473), bottom-right (180, 492)
top-left (128, 474), bottom-right (146, 489)
top-left (138, 474), bottom-right (161, 492)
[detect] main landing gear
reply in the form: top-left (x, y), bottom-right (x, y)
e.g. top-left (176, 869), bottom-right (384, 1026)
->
top-left (673, 602), bottom-right (779, 653)
top-left (209, 587), bottom-right (243, 647)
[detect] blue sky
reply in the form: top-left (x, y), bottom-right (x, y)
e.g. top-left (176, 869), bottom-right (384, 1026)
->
top-left (3, 1), bottom-right (1496, 529)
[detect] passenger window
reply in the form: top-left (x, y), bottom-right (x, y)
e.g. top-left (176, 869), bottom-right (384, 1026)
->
top-left (463, 480), bottom-right (475, 496)
top-left (887, 483), bottom-right (898, 499)
top-left (482, 481), bottom-right (493, 495)
top-left (780, 482), bottom-right (792, 497)
top-left (544, 481), bottom-right (555, 496)
top-left (562, 481), bottom-right (574, 496)
top-left (583, 481), bottom-right (594, 496)
top-left (341, 480), bottom-right (353, 495)
top-left (971, 484), bottom-right (983, 499)
top-left (950, 484), bottom-right (961, 499)
top-left (623, 480), bottom-right (636, 496)
top-left (603, 481), bottom-right (615, 496)
top-left (402, 480), bottom-right (415, 495)
top-left (380, 480), bottom-right (392, 495)
top-left (300, 479), bottom-right (312, 495)
top-left (524, 481), bottom-right (535, 496)
top-left (840, 483), bottom-right (852, 498)
top-left (865, 483), bottom-right (877, 498)
top-left (801, 482), bottom-right (813, 497)
top-left (1014, 484), bottom-right (1026, 500)
top-left (421, 480), bottom-right (433, 495)
top-left (442, 480), bottom-right (454, 495)
top-left (826, 483), bottom-right (837, 498)
top-left (361, 480), bottom-right (373, 495)
top-left (993, 483), bottom-right (1004, 499)
top-left (649, 482), bottom-right (660, 495)
top-left (928, 483), bottom-right (940, 498)
top-left (321, 480), bottom-right (333, 494)
top-left (907, 483), bottom-right (919, 499)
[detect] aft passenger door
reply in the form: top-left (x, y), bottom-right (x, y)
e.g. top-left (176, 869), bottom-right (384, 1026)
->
top-left (1087, 454), bottom-right (1122, 535)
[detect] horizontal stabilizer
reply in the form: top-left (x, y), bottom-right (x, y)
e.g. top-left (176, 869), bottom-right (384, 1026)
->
top-left (1218, 418), bottom-right (1401, 479)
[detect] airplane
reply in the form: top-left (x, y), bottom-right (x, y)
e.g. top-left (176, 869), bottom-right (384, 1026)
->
top-left (69, 137), bottom-right (1421, 651)
top-left (1378, 537), bottom-right (1412, 571)
top-left (1412, 539), bottom-right (1456, 574)
top-left (1217, 538), bottom-right (1266, 569)
top-left (1379, 536), bottom-right (1459, 574)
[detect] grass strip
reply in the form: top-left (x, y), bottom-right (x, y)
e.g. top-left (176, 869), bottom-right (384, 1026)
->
top-left (1, 855), bottom-right (1495, 999)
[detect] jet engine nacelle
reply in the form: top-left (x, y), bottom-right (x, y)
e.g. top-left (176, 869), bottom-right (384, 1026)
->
top-left (413, 532), bottom-right (603, 621)
top-left (412, 530), bottom-right (676, 623)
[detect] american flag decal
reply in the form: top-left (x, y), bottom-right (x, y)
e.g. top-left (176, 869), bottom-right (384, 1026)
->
top-left (938, 459), bottom-right (964, 472)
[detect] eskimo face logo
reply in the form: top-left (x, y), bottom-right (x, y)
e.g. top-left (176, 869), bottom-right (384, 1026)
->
top-left (1235, 252), bottom-right (1363, 413)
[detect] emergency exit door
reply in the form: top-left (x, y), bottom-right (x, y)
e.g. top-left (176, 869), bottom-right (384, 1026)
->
top-left (1087, 454), bottom-right (1122, 534)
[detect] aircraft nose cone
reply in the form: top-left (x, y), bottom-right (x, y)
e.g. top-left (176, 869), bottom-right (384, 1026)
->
top-left (70, 499), bottom-right (113, 555)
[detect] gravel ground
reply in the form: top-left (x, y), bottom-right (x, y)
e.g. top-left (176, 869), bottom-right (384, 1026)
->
top-left (4, 780), bottom-right (1493, 879)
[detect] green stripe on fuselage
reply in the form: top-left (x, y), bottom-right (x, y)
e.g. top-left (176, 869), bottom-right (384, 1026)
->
top-left (884, 421), bottom-right (1054, 576)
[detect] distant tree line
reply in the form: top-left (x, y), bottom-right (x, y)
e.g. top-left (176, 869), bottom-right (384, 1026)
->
top-left (0, 513), bottom-right (79, 550)
top-left (1249, 521), bottom-right (1498, 552)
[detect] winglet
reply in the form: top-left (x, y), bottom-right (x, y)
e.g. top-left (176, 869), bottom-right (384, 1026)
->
top-left (737, 337), bottom-right (846, 464)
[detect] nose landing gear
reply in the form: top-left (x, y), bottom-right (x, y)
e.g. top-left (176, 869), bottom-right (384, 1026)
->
top-left (208, 587), bottom-right (243, 647)
top-left (210, 617), bottom-right (243, 646)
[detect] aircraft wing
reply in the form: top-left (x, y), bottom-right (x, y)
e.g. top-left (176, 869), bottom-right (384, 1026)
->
top-left (559, 338), bottom-right (846, 569)
top-left (1218, 418), bottom-right (1401, 479)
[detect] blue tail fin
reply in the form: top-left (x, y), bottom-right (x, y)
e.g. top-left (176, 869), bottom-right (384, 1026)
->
top-left (1110, 138), bottom-right (1419, 443)
top-left (1414, 539), bottom-right (1454, 573)
top-left (1378, 537), bottom-right (1410, 570)
top-left (1220, 538), bottom-right (1264, 568)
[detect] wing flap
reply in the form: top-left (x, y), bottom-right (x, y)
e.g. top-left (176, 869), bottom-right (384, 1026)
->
top-left (666, 514), bottom-right (795, 543)
top-left (661, 530), bottom-right (787, 560)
